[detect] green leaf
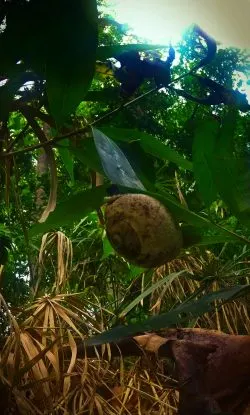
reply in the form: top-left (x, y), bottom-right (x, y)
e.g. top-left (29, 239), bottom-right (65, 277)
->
top-left (118, 141), bottom-right (156, 191)
top-left (145, 189), bottom-right (221, 228)
top-left (70, 139), bottom-right (104, 174)
top-left (92, 128), bottom-right (145, 190)
top-left (0, 1), bottom-right (98, 124)
top-left (29, 186), bottom-right (107, 237)
top-left (97, 43), bottom-right (168, 61)
top-left (181, 225), bottom-right (203, 247)
top-left (0, 2), bottom-right (45, 74)
top-left (46, 0), bottom-right (98, 126)
top-left (151, 191), bottom-right (250, 245)
top-left (193, 25), bottom-right (217, 70)
top-left (0, 71), bottom-right (34, 121)
top-left (212, 111), bottom-right (250, 226)
top-left (84, 89), bottom-right (120, 102)
top-left (195, 235), bottom-right (241, 245)
top-left (71, 135), bottom-right (155, 191)
top-left (192, 119), bottom-right (219, 206)
top-left (58, 139), bottom-right (74, 184)
top-left (100, 127), bottom-right (193, 171)
top-left (128, 265), bottom-right (145, 279)
top-left (119, 271), bottom-right (185, 319)
top-left (86, 285), bottom-right (250, 345)
top-left (102, 235), bottom-right (115, 259)
top-left (194, 113), bottom-right (250, 226)
top-left (182, 225), bottom-right (247, 248)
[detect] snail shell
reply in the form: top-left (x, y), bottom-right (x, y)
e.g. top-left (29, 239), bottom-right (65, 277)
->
top-left (105, 194), bottom-right (183, 268)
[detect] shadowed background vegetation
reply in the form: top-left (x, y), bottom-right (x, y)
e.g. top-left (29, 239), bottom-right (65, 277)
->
top-left (0, 0), bottom-right (250, 413)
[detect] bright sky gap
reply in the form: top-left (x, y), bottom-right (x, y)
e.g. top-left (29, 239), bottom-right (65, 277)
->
top-left (106, 0), bottom-right (250, 100)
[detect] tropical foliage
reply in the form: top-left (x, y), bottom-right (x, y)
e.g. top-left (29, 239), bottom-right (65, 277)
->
top-left (0, 0), bottom-right (250, 413)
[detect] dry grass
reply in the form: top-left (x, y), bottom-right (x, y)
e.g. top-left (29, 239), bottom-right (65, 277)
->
top-left (151, 250), bottom-right (250, 333)
top-left (0, 292), bottom-right (179, 414)
top-left (1, 235), bottom-right (250, 413)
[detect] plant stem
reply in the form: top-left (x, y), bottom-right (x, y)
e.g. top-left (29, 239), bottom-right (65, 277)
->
top-left (0, 87), bottom-right (159, 158)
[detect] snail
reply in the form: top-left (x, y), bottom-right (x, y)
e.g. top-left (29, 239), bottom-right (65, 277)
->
top-left (104, 193), bottom-right (183, 268)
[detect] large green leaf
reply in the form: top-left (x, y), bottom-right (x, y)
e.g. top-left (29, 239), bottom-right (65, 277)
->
top-left (58, 139), bottom-right (75, 184)
top-left (212, 111), bottom-right (250, 226)
top-left (29, 186), bottom-right (106, 237)
top-left (97, 44), bottom-right (168, 61)
top-left (70, 139), bottom-right (104, 175)
top-left (84, 89), bottom-right (120, 102)
top-left (192, 120), bottom-right (219, 206)
top-left (0, 0), bottom-right (46, 121)
top-left (70, 134), bottom-right (155, 191)
top-left (117, 141), bottom-right (156, 191)
top-left (0, 1), bottom-right (98, 124)
top-left (46, 0), bottom-right (98, 126)
top-left (92, 128), bottom-right (145, 190)
top-left (0, 2), bottom-right (45, 74)
top-left (181, 225), bottom-right (246, 248)
top-left (119, 271), bottom-right (185, 319)
top-left (86, 284), bottom-right (250, 345)
top-left (102, 234), bottom-right (115, 260)
top-left (100, 127), bottom-right (193, 171)
top-left (0, 72), bottom-right (30, 122)
top-left (193, 113), bottom-right (250, 226)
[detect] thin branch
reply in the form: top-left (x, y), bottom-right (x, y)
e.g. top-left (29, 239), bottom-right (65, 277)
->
top-left (6, 102), bottom-right (53, 152)
top-left (0, 66), bottom-right (195, 159)
top-left (11, 102), bottom-right (55, 127)
top-left (20, 106), bottom-right (58, 222)
top-left (0, 86), bottom-right (159, 158)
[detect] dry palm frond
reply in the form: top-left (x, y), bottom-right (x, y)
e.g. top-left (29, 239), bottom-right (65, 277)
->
top-left (0, 287), bottom-right (180, 414)
top-left (0, 264), bottom-right (4, 282)
top-left (2, 238), bottom-right (250, 414)
top-left (38, 231), bottom-right (73, 293)
top-left (0, 292), bottom-right (20, 334)
top-left (61, 356), bottom-right (178, 415)
top-left (0, 291), bottom-right (103, 413)
top-left (150, 249), bottom-right (250, 334)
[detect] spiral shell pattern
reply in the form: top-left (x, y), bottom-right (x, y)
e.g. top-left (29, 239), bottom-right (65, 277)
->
top-left (105, 194), bottom-right (183, 268)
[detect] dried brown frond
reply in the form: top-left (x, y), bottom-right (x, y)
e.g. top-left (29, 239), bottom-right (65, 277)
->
top-left (151, 250), bottom-right (250, 334)
top-left (2, 243), bottom-right (250, 414)
top-left (0, 287), bottom-right (180, 414)
top-left (38, 231), bottom-right (73, 293)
